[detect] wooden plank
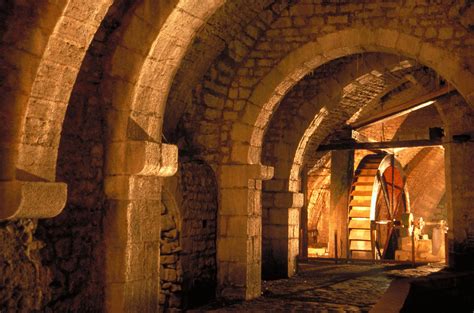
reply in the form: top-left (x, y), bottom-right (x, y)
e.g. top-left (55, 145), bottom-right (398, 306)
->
top-left (355, 176), bottom-right (376, 183)
top-left (351, 195), bottom-right (372, 202)
top-left (317, 139), bottom-right (442, 152)
top-left (349, 219), bottom-right (371, 229)
top-left (351, 251), bottom-right (374, 259)
top-left (349, 208), bottom-right (371, 218)
top-left (350, 240), bottom-right (372, 251)
top-left (350, 200), bottom-right (372, 207)
top-left (351, 190), bottom-right (373, 196)
top-left (349, 229), bottom-right (371, 240)
top-left (357, 169), bottom-right (378, 176)
top-left (351, 85), bottom-right (455, 129)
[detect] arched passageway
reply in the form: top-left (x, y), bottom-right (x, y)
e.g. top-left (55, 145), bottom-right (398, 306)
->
top-left (1, 1), bottom-right (473, 312)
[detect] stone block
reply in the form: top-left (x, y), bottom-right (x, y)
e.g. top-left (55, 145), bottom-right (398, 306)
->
top-left (272, 192), bottom-right (304, 208)
top-left (0, 180), bottom-right (67, 220)
top-left (106, 142), bottom-right (177, 177)
top-left (396, 33), bottom-right (421, 57)
top-left (105, 175), bottom-right (161, 201)
top-left (375, 28), bottom-right (399, 50)
top-left (161, 268), bottom-right (177, 282)
top-left (217, 237), bottom-right (248, 263)
top-left (220, 164), bottom-right (274, 189)
top-left (220, 189), bottom-right (249, 215)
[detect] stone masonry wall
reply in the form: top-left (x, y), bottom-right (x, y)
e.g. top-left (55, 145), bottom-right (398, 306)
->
top-left (34, 2), bottom-right (135, 311)
top-left (307, 172), bottom-right (330, 247)
top-left (179, 161), bottom-right (218, 309)
top-left (160, 199), bottom-right (183, 312)
top-left (0, 220), bottom-right (51, 313)
top-left (163, 160), bottom-right (218, 310)
top-left (178, 0), bottom-right (474, 167)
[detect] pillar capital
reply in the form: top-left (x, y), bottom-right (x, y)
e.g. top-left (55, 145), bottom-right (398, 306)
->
top-left (219, 164), bottom-right (274, 188)
top-left (0, 180), bottom-right (67, 220)
top-left (270, 192), bottom-right (304, 209)
top-left (107, 141), bottom-right (178, 177)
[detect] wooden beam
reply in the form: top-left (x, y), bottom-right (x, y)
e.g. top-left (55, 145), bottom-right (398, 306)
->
top-left (317, 139), bottom-right (442, 152)
top-left (351, 85), bottom-right (455, 129)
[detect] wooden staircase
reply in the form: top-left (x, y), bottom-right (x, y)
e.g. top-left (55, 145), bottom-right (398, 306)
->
top-left (348, 155), bottom-right (385, 259)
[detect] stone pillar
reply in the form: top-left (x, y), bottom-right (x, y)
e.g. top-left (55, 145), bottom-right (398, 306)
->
top-left (444, 140), bottom-right (474, 270)
top-left (437, 96), bottom-right (474, 270)
top-left (262, 191), bottom-right (304, 279)
top-left (104, 142), bottom-right (178, 312)
top-left (328, 149), bottom-right (354, 259)
top-left (300, 171), bottom-right (309, 258)
top-left (217, 164), bottom-right (273, 300)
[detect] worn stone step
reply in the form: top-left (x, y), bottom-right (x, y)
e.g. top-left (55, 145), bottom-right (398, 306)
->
top-left (349, 229), bottom-right (371, 241)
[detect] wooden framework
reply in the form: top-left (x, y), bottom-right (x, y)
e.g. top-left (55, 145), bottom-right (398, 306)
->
top-left (347, 154), bottom-right (411, 260)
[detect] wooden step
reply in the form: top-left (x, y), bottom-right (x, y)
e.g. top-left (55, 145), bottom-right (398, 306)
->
top-left (349, 200), bottom-right (371, 207)
top-left (352, 195), bottom-right (372, 202)
top-left (349, 208), bottom-right (371, 218)
top-left (353, 184), bottom-right (373, 192)
top-left (350, 240), bottom-right (372, 251)
top-left (349, 219), bottom-right (371, 229)
top-left (351, 251), bottom-right (374, 259)
top-left (366, 155), bottom-right (385, 160)
top-left (351, 190), bottom-right (373, 197)
top-left (353, 181), bottom-right (374, 186)
top-left (349, 229), bottom-right (371, 241)
top-left (355, 176), bottom-right (375, 183)
top-left (362, 163), bottom-right (380, 169)
top-left (357, 169), bottom-right (378, 176)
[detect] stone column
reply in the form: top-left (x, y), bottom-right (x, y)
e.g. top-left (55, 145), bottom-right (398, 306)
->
top-left (104, 142), bottom-right (178, 312)
top-left (437, 95), bottom-right (474, 270)
top-left (217, 164), bottom-right (273, 300)
top-left (328, 149), bottom-right (354, 259)
top-left (262, 191), bottom-right (304, 279)
top-left (444, 140), bottom-right (474, 269)
top-left (300, 171), bottom-right (309, 258)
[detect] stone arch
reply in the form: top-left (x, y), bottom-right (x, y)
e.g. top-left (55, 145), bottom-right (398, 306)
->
top-left (236, 28), bottom-right (474, 165)
top-left (0, 0), bottom-right (113, 220)
top-left (218, 27), bottom-right (473, 299)
top-left (100, 2), bottom-right (225, 311)
top-left (14, 0), bottom-right (113, 181)
top-left (261, 53), bottom-right (423, 277)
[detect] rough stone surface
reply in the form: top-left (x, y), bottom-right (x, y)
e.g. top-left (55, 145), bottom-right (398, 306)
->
top-left (189, 262), bottom-right (449, 312)
top-left (160, 199), bottom-right (183, 312)
top-left (0, 219), bottom-right (51, 313)
top-left (0, 0), bottom-right (473, 311)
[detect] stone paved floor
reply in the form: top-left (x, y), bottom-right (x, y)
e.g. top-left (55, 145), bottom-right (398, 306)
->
top-left (190, 261), bottom-right (444, 313)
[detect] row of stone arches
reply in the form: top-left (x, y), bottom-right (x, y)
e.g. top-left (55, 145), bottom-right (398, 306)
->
top-left (1, 1), bottom-right (473, 312)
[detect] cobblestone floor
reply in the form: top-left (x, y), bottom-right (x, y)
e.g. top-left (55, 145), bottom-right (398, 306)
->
top-left (190, 261), bottom-right (444, 313)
